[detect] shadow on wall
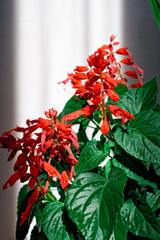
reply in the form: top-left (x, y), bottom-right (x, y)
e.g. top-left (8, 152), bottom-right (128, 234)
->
top-left (122, 0), bottom-right (160, 102)
top-left (0, 1), bottom-right (16, 239)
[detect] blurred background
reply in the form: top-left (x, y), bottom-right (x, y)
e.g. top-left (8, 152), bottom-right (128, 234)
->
top-left (0, 0), bottom-right (159, 239)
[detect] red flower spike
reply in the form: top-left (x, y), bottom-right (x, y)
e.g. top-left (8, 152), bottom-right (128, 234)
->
top-left (61, 171), bottom-right (69, 189)
top-left (101, 120), bottom-right (110, 135)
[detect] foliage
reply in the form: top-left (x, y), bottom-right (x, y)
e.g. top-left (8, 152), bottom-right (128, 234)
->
top-left (1, 35), bottom-right (160, 239)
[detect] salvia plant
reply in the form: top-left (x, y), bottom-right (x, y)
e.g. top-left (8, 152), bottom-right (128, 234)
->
top-left (1, 35), bottom-right (160, 240)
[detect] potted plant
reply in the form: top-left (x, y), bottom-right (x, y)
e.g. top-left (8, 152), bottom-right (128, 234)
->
top-left (1, 35), bottom-right (160, 240)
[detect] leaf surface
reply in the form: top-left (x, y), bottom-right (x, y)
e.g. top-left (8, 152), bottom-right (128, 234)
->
top-left (116, 77), bottom-right (158, 115)
top-left (121, 198), bottom-right (160, 239)
top-left (75, 139), bottom-right (108, 175)
top-left (114, 111), bottom-right (160, 164)
top-left (65, 168), bottom-right (127, 240)
top-left (42, 202), bottom-right (70, 240)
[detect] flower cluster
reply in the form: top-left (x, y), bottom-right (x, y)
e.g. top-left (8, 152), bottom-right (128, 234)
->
top-left (0, 108), bottom-right (79, 225)
top-left (60, 35), bottom-right (143, 134)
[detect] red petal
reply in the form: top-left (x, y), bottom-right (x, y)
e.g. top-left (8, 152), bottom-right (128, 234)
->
top-left (120, 58), bottom-right (133, 65)
top-left (74, 66), bottom-right (89, 72)
top-left (110, 34), bottom-right (116, 42)
top-left (20, 190), bottom-right (39, 226)
top-left (124, 70), bottom-right (138, 78)
top-left (108, 105), bottom-right (134, 120)
top-left (116, 47), bottom-right (128, 55)
top-left (101, 120), bottom-right (110, 135)
top-left (61, 171), bottom-right (69, 189)
top-left (8, 150), bottom-right (17, 161)
top-left (43, 161), bottom-right (61, 179)
top-left (3, 171), bottom-right (20, 190)
top-left (106, 89), bottom-right (119, 102)
top-left (74, 73), bottom-right (88, 80)
top-left (14, 152), bottom-right (26, 171)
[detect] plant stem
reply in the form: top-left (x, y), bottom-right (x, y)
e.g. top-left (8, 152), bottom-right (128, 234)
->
top-left (36, 179), bottom-right (57, 202)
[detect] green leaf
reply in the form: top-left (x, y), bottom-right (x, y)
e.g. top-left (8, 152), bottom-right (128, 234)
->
top-left (42, 202), bottom-right (70, 240)
top-left (146, 191), bottom-right (160, 211)
top-left (149, 0), bottom-right (160, 30)
top-left (30, 226), bottom-right (48, 240)
top-left (109, 214), bottom-right (127, 240)
top-left (112, 152), bottom-right (157, 189)
top-left (35, 201), bottom-right (48, 232)
top-left (75, 139), bottom-right (108, 175)
top-left (116, 77), bottom-right (158, 115)
top-left (120, 197), bottom-right (160, 239)
top-left (58, 96), bottom-right (87, 123)
top-left (17, 184), bottom-right (28, 216)
top-left (153, 162), bottom-right (160, 176)
top-left (114, 110), bottom-right (160, 164)
top-left (65, 167), bottom-right (127, 240)
top-left (16, 189), bottom-right (35, 240)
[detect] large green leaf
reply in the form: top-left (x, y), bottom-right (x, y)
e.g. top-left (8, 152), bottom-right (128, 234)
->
top-left (58, 96), bottom-right (87, 123)
top-left (116, 77), bottom-right (158, 115)
top-left (65, 168), bottom-right (127, 240)
top-left (35, 201), bottom-right (48, 232)
top-left (146, 191), bottom-right (160, 211)
top-left (112, 152), bottom-right (157, 189)
top-left (42, 202), bottom-right (70, 240)
top-left (121, 197), bottom-right (160, 239)
top-left (75, 139), bottom-right (108, 175)
top-left (109, 214), bottom-right (127, 240)
top-left (114, 110), bottom-right (160, 164)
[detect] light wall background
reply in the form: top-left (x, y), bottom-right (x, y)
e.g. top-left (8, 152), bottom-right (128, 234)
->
top-left (0, 1), bottom-right (159, 239)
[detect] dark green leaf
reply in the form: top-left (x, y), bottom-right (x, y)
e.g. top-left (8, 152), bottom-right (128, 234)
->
top-left (65, 168), bottom-right (127, 240)
top-left (58, 96), bottom-right (87, 123)
top-left (153, 162), bottom-right (160, 176)
top-left (75, 139), bottom-right (108, 175)
top-left (149, 0), bottom-right (160, 29)
top-left (30, 226), bottom-right (48, 240)
top-left (146, 191), bottom-right (160, 211)
top-left (42, 202), bottom-right (70, 240)
top-left (109, 214), bottom-right (127, 240)
top-left (16, 189), bottom-right (35, 240)
top-left (121, 197), bottom-right (160, 239)
top-left (116, 77), bottom-right (158, 115)
top-left (112, 152), bottom-right (157, 189)
top-left (35, 201), bottom-right (48, 232)
top-left (114, 110), bottom-right (160, 164)
top-left (17, 184), bottom-right (28, 216)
